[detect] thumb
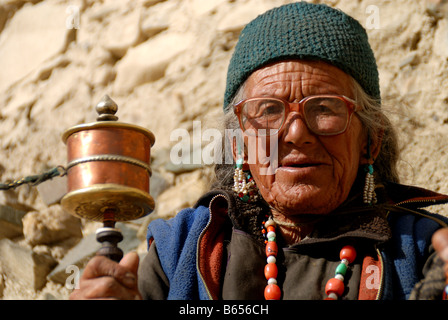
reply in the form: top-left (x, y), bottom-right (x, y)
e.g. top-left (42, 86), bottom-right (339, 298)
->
top-left (119, 251), bottom-right (140, 275)
top-left (432, 228), bottom-right (448, 262)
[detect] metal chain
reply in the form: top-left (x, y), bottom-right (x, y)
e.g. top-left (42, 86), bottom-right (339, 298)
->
top-left (0, 166), bottom-right (66, 191)
top-left (1, 152), bottom-right (152, 191)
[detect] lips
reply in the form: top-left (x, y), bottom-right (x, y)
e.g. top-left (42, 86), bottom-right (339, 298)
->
top-left (282, 163), bottom-right (320, 168)
top-left (279, 157), bottom-right (325, 168)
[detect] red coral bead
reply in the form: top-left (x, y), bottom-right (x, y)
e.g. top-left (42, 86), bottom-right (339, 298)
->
top-left (264, 284), bottom-right (281, 300)
top-left (265, 242), bottom-right (278, 257)
top-left (340, 245), bottom-right (356, 263)
top-left (325, 278), bottom-right (345, 296)
top-left (267, 225), bottom-right (275, 233)
top-left (264, 263), bottom-right (278, 280)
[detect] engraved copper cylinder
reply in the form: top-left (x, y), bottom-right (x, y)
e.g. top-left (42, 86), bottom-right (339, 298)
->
top-left (60, 96), bottom-right (155, 222)
top-left (64, 123), bottom-right (152, 192)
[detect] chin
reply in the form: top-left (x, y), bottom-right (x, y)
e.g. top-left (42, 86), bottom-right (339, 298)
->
top-left (265, 185), bottom-right (343, 215)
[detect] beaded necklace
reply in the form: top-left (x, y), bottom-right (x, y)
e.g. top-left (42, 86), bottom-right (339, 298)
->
top-left (261, 216), bottom-right (357, 300)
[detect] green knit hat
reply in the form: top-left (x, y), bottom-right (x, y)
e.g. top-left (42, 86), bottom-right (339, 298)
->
top-left (223, 2), bottom-right (380, 112)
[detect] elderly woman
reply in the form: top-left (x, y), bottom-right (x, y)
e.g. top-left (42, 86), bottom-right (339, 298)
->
top-left (71, 2), bottom-right (448, 300)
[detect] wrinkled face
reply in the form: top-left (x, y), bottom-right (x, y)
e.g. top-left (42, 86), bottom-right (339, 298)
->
top-left (242, 60), bottom-right (368, 216)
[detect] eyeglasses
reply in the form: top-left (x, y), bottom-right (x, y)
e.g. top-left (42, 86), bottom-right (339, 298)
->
top-left (233, 95), bottom-right (359, 136)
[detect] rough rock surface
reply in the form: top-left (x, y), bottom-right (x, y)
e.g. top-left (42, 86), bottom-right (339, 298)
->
top-left (0, 0), bottom-right (447, 299)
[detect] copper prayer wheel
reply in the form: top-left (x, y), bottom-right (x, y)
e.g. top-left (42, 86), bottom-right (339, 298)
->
top-left (60, 95), bottom-right (155, 223)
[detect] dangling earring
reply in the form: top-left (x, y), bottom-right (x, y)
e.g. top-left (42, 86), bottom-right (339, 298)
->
top-left (363, 135), bottom-right (377, 205)
top-left (363, 163), bottom-right (377, 205)
top-left (233, 148), bottom-right (258, 203)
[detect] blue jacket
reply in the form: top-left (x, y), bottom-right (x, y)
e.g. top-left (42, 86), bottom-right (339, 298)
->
top-left (146, 183), bottom-right (448, 300)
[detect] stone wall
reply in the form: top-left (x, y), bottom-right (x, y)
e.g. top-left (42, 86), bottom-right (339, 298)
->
top-left (0, 0), bottom-right (447, 299)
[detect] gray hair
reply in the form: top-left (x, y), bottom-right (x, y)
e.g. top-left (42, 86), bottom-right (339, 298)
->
top-left (350, 78), bottom-right (400, 184)
top-left (211, 77), bottom-right (400, 190)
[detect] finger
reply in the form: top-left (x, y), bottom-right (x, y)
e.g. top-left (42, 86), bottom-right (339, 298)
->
top-left (432, 228), bottom-right (448, 261)
top-left (119, 251), bottom-right (140, 275)
top-left (80, 255), bottom-right (118, 280)
top-left (81, 255), bottom-right (138, 289)
top-left (115, 251), bottom-right (140, 290)
top-left (71, 276), bottom-right (140, 300)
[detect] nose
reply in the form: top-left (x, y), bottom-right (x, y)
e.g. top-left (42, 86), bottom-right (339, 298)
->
top-left (282, 112), bottom-right (317, 146)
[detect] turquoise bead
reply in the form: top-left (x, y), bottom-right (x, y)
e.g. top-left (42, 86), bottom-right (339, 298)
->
top-left (335, 263), bottom-right (348, 276)
top-left (236, 158), bottom-right (244, 169)
top-left (364, 164), bottom-right (374, 174)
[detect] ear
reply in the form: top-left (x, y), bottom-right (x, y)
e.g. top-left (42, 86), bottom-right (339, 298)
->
top-left (370, 129), bottom-right (383, 161)
top-left (360, 130), bottom-right (383, 165)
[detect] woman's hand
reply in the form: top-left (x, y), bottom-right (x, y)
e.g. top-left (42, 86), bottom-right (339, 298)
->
top-left (432, 228), bottom-right (448, 298)
top-left (69, 251), bottom-right (142, 300)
